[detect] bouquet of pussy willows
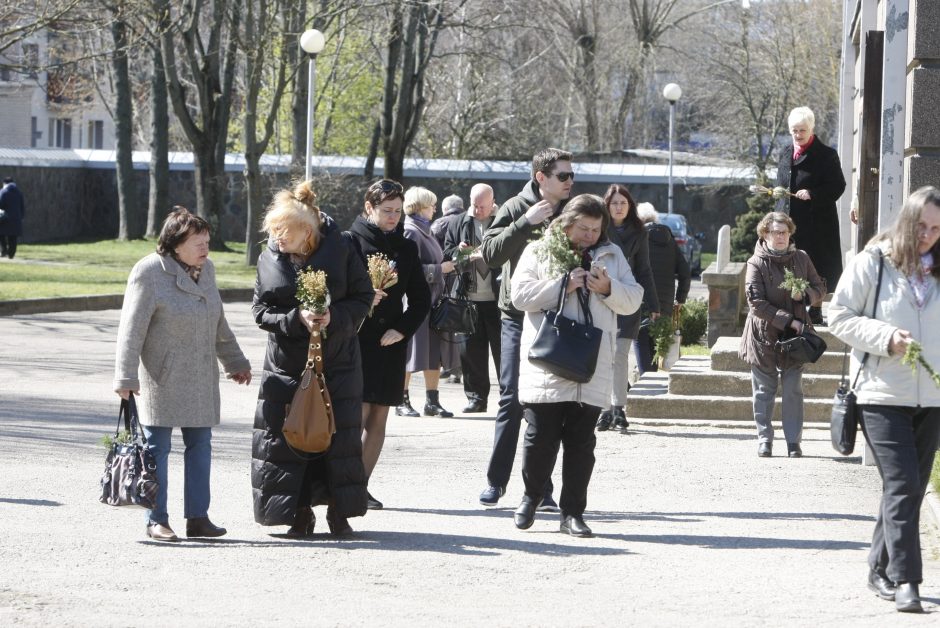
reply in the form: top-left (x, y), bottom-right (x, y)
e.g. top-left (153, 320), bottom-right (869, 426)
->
top-left (534, 222), bottom-right (582, 278)
top-left (366, 253), bottom-right (398, 316)
top-left (749, 184), bottom-right (796, 199)
top-left (296, 268), bottom-right (331, 337)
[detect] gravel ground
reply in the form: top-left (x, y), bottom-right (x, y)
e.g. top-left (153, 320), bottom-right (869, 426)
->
top-left (1, 304), bottom-right (938, 626)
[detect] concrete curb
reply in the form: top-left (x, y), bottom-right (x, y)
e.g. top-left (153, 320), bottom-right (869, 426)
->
top-left (0, 288), bottom-right (254, 316)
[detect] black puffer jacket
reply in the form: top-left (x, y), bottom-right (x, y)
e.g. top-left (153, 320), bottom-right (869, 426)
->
top-left (250, 214), bottom-right (374, 525)
top-left (645, 222), bottom-right (691, 313)
top-left (608, 223), bottom-right (658, 338)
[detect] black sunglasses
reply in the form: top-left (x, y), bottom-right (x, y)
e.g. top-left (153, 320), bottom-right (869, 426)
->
top-left (545, 171), bottom-right (575, 182)
top-left (370, 179), bottom-right (404, 194)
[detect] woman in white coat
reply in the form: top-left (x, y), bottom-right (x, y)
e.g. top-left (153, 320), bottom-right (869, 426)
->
top-left (114, 208), bottom-right (252, 542)
top-left (510, 194), bottom-right (643, 537)
top-left (828, 186), bottom-right (940, 613)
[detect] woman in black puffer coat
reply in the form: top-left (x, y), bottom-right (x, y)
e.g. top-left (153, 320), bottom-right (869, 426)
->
top-left (251, 181), bottom-right (374, 537)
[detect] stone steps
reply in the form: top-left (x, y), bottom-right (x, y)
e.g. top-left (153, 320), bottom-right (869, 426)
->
top-left (709, 334), bottom-right (848, 375)
top-left (668, 356), bottom-right (842, 397)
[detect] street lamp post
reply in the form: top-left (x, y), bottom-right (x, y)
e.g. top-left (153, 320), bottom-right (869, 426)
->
top-left (300, 29), bottom-right (325, 182)
top-left (663, 82), bottom-right (682, 214)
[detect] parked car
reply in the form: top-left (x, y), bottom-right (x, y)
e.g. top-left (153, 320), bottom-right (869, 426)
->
top-left (658, 213), bottom-right (703, 275)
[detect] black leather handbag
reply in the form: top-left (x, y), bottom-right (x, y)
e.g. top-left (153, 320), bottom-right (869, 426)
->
top-left (831, 250), bottom-right (884, 455)
top-left (775, 329), bottom-right (827, 364)
top-left (527, 273), bottom-right (603, 384)
top-left (99, 396), bottom-right (159, 509)
top-left (430, 273), bottom-right (478, 335)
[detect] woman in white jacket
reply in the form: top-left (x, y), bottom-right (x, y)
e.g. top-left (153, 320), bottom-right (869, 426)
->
top-left (828, 185), bottom-right (940, 613)
top-left (510, 194), bottom-right (643, 537)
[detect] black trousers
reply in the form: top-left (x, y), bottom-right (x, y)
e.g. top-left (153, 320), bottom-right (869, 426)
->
top-left (861, 405), bottom-right (940, 584)
top-left (485, 315), bottom-right (553, 496)
top-left (521, 401), bottom-right (598, 517)
top-left (460, 300), bottom-right (501, 403)
top-left (0, 235), bottom-right (16, 259)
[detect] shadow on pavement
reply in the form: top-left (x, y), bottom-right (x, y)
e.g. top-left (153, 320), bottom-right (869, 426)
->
top-left (141, 530), bottom-right (634, 556)
top-left (0, 497), bottom-right (63, 507)
top-left (599, 533), bottom-right (868, 551)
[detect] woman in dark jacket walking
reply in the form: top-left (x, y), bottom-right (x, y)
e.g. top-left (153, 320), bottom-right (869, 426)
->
top-left (738, 212), bottom-right (826, 459)
top-left (251, 181), bottom-right (374, 537)
top-left (596, 184), bottom-right (658, 433)
top-left (346, 179), bottom-right (431, 510)
top-left (775, 106), bottom-right (846, 324)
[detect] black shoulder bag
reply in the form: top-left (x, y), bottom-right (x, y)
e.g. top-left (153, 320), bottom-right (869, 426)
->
top-left (527, 273), bottom-right (603, 384)
top-left (99, 396), bottom-right (159, 508)
top-left (831, 250), bottom-right (884, 455)
top-left (430, 271), bottom-right (478, 336)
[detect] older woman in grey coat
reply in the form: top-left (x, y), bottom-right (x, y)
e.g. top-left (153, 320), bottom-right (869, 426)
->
top-left (397, 186), bottom-right (456, 418)
top-left (114, 208), bottom-right (252, 542)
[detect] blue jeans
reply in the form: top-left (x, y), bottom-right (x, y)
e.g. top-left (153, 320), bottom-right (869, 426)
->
top-left (141, 425), bottom-right (213, 525)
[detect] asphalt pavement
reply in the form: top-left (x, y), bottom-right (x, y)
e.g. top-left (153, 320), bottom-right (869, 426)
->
top-left (1, 301), bottom-right (938, 626)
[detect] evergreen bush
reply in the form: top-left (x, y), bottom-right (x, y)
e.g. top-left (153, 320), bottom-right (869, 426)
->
top-left (680, 298), bottom-right (708, 346)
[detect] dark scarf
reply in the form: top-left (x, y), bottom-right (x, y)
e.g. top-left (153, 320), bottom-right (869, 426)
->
top-left (171, 253), bottom-right (202, 283)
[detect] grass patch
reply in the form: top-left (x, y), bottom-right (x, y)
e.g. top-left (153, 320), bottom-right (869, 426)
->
top-left (933, 456), bottom-right (940, 496)
top-left (701, 252), bottom-right (716, 268)
top-left (679, 343), bottom-right (710, 356)
top-left (1, 239), bottom-right (256, 300)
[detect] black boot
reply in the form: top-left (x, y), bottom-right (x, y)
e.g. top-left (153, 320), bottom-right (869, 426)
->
top-left (424, 390), bottom-right (454, 417)
top-left (285, 506), bottom-right (314, 538)
top-left (395, 390), bottom-right (419, 417)
top-left (595, 409), bottom-right (613, 431)
top-left (612, 406), bottom-right (629, 433)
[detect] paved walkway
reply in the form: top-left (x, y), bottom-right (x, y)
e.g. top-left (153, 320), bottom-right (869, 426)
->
top-left (1, 304), bottom-right (938, 626)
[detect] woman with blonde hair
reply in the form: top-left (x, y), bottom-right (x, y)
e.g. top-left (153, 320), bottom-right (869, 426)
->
top-left (250, 180), bottom-right (374, 538)
top-left (397, 186), bottom-right (456, 418)
top-left (829, 186), bottom-right (940, 613)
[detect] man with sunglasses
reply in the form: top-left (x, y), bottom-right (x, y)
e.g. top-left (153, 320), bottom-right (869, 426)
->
top-left (477, 148), bottom-right (575, 509)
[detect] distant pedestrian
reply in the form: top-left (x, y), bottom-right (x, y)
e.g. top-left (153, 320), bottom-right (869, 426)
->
top-left (432, 193), bottom-right (465, 383)
top-left (634, 203), bottom-right (691, 374)
top-left (113, 207), bottom-right (252, 542)
top-left (399, 186), bottom-right (457, 418)
top-left (0, 177), bottom-right (25, 259)
top-left (432, 194), bottom-right (464, 248)
top-left (829, 186), bottom-right (940, 614)
top-left (443, 183), bottom-right (501, 414)
top-left (738, 212), bottom-right (825, 459)
top-left (595, 185), bottom-right (658, 434)
top-left (775, 106), bottom-right (846, 325)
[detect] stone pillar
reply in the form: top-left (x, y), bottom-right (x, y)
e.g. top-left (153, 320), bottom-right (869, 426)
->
top-left (701, 261), bottom-right (747, 348)
top-left (906, 1), bottom-right (940, 193)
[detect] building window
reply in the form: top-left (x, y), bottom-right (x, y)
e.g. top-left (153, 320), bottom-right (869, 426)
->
top-left (52, 118), bottom-right (72, 148)
top-left (0, 67), bottom-right (10, 82)
top-left (87, 120), bottom-right (104, 149)
top-left (31, 117), bottom-right (41, 148)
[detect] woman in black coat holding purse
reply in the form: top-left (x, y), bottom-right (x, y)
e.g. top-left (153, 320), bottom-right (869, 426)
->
top-left (595, 184), bottom-right (658, 433)
top-left (346, 179), bottom-right (431, 510)
top-left (251, 181), bottom-right (374, 538)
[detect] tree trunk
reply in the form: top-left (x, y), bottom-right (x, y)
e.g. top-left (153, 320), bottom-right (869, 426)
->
top-left (111, 14), bottom-right (140, 240)
top-left (147, 42), bottom-right (169, 238)
top-left (288, 1), bottom-right (306, 179)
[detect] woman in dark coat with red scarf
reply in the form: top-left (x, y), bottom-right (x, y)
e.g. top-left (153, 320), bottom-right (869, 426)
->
top-left (775, 106), bottom-right (846, 324)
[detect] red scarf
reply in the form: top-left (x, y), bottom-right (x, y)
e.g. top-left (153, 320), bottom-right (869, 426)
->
top-left (793, 135), bottom-right (815, 161)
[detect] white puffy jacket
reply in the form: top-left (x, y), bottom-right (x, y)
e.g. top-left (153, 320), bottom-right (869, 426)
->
top-left (828, 245), bottom-right (940, 407)
top-left (511, 240), bottom-right (644, 408)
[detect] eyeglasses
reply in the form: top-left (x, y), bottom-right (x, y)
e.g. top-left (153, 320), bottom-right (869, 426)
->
top-left (768, 229), bottom-right (790, 237)
top-left (370, 180), bottom-right (403, 194)
top-left (545, 171), bottom-right (575, 183)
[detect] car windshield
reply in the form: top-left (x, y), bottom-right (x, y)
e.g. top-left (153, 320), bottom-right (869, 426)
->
top-left (658, 214), bottom-right (687, 235)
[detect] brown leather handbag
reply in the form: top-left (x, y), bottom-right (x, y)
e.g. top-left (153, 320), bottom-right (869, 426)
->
top-left (283, 324), bottom-right (335, 453)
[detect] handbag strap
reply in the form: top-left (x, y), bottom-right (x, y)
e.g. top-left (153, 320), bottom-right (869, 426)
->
top-left (116, 395), bottom-right (147, 444)
top-left (306, 323), bottom-right (325, 377)
top-left (842, 249), bottom-right (885, 389)
top-left (553, 271), bottom-right (593, 327)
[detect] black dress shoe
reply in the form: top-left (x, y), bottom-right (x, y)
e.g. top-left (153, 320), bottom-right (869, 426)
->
top-left (758, 442), bottom-right (772, 457)
top-left (560, 515), bottom-right (593, 538)
top-left (186, 516), bottom-right (227, 538)
top-left (867, 568), bottom-right (896, 601)
top-left (462, 400), bottom-right (487, 413)
top-left (514, 496), bottom-right (539, 530)
top-left (895, 582), bottom-right (923, 613)
top-left (787, 443), bottom-right (802, 458)
top-left (285, 507), bottom-right (315, 538)
top-left (366, 491), bottom-right (384, 510)
top-left (595, 410), bottom-right (612, 432)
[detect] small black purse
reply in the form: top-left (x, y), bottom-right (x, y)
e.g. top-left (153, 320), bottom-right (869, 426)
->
top-left (527, 273), bottom-right (603, 384)
top-left (775, 329), bottom-right (828, 364)
top-left (99, 396), bottom-right (159, 509)
top-left (830, 250), bottom-right (884, 455)
top-left (430, 272), bottom-right (478, 336)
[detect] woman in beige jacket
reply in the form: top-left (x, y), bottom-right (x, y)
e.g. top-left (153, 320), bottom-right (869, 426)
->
top-left (509, 194), bottom-right (643, 537)
top-left (114, 208), bottom-right (252, 542)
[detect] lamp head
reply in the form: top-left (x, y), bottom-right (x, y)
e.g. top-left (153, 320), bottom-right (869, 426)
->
top-left (300, 29), bottom-right (325, 55)
top-left (663, 83), bottom-right (682, 103)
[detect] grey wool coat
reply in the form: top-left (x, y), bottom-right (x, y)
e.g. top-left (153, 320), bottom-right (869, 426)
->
top-left (403, 215), bottom-right (447, 372)
top-left (113, 253), bottom-right (251, 427)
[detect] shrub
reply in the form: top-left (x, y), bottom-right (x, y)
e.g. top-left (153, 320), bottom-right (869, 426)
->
top-left (680, 298), bottom-right (708, 346)
top-left (730, 185), bottom-right (775, 262)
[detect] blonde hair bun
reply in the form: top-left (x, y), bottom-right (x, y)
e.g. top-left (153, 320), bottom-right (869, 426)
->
top-left (292, 180), bottom-right (319, 211)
